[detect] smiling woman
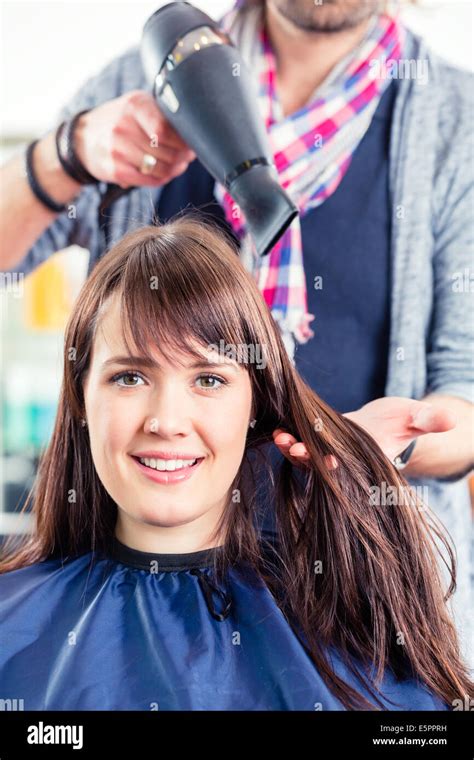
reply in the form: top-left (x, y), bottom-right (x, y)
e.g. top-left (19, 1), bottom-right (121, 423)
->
top-left (81, 288), bottom-right (254, 551)
top-left (0, 215), bottom-right (472, 711)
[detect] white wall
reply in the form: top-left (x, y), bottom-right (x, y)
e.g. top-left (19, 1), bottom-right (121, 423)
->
top-left (1, 0), bottom-right (472, 138)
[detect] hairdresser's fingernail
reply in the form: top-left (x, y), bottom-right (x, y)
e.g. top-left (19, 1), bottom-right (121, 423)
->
top-left (290, 444), bottom-right (306, 457)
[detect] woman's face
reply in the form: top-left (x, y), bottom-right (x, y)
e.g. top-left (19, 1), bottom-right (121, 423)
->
top-left (82, 293), bottom-right (254, 552)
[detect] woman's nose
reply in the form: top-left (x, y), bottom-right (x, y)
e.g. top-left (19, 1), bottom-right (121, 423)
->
top-left (143, 383), bottom-right (193, 437)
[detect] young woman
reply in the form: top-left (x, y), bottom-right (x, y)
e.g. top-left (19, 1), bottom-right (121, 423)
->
top-left (0, 216), bottom-right (471, 711)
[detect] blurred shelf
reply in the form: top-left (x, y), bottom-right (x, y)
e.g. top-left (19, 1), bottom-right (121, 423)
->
top-left (0, 511), bottom-right (33, 536)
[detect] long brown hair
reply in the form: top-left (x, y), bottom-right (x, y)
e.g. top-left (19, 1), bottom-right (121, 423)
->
top-left (1, 215), bottom-right (471, 709)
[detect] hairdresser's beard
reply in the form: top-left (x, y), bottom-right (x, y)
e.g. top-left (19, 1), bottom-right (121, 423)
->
top-left (267, 0), bottom-right (386, 33)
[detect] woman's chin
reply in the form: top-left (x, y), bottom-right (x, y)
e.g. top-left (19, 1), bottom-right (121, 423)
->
top-left (131, 504), bottom-right (204, 529)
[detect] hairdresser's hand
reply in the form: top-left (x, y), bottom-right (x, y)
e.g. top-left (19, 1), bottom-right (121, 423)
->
top-left (272, 397), bottom-right (456, 471)
top-left (344, 397), bottom-right (456, 463)
top-left (74, 90), bottom-right (196, 188)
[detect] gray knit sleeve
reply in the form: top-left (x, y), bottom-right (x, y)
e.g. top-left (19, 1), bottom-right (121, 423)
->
top-left (426, 67), bottom-right (474, 407)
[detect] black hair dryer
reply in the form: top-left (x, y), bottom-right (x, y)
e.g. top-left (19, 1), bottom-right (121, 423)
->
top-left (140, 1), bottom-right (298, 256)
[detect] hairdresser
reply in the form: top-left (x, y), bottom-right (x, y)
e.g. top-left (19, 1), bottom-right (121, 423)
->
top-left (0, 0), bottom-right (473, 661)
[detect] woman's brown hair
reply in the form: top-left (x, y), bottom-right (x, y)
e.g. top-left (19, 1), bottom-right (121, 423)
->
top-left (1, 214), bottom-right (471, 710)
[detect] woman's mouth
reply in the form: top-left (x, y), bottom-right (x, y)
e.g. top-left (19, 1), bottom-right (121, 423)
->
top-left (130, 455), bottom-right (205, 485)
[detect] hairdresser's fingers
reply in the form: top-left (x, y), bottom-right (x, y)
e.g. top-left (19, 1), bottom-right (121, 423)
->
top-left (115, 129), bottom-right (193, 172)
top-left (73, 90), bottom-right (196, 189)
top-left (272, 429), bottom-right (295, 446)
top-left (352, 397), bottom-right (456, 436)
top-left (349, 398), bottom-right (456, 442)
top-left (106, 132), bottom-right (191, 187)
top-left (131, 92), bottom-right (196, 155)
top-left (288, 442), bottom-right (309, 459)
top-left (272, 430), bottom-right (298, 451)
top-left (345, 397), bottom-right (457, 463)
top-left (109, 159), bottom-right (190, 189)
top-left (272, 430), bottom-right (307, 469)
top-left (272, 430), bottom-right (338, 471)
top-left (408, 403), bottom-right (457, 435)
top-left (288, 445), bottom-right (338, 471)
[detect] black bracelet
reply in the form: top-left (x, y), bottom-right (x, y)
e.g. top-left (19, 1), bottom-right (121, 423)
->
top-left (25, 140), bottom-right (68, 213)
top-left (55, 121), bottom-right (80, 183)
top-left (55, 110), bottom-right (97, 185)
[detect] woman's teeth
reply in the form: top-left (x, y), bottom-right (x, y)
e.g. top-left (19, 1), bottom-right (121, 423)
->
top-left (138, 457), bottom-right (197, 472)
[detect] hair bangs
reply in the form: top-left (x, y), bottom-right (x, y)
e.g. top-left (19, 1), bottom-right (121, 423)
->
top-left (112, 220), bottom-right (263, 371)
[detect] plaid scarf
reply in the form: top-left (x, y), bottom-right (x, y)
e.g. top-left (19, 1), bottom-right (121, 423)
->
top-left (213, 1), bottom-right (405, 361)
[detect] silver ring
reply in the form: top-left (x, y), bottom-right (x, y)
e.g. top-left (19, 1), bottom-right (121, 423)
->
top-left (140, 153), bottom-right (157, 175)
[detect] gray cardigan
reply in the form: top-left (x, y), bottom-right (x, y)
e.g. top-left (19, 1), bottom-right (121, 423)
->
top-left (12, 27), bottom-right (474, 665)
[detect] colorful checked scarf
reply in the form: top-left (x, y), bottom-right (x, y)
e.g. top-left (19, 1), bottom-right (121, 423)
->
top-left (213, 1), bottom-right (405, 362)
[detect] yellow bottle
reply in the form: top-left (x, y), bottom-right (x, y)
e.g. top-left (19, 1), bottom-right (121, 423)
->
top-left (23, 252), bottom-right (72, 330)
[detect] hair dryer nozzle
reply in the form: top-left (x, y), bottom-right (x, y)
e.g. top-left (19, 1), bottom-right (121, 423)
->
top-left (229, 164), bottom-right (298, 257)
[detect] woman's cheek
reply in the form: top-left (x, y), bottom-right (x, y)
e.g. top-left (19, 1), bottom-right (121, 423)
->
top-left (107, 396), bottom-right (144, 443)
top-left (88, 392), bottom-right (140, 452)
top-left (205, 418), bottom-right (248, 460)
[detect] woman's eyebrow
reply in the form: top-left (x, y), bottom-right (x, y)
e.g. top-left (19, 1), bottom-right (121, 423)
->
top-left (101, 355), bottom-right (239, 372)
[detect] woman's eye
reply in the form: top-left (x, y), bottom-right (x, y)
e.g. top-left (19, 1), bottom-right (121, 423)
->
top-left (108, 371), bottom-right (226, 391)
top-left (111, 371), bottom-right (145, 387)
top-left (196, 374), bottom-right (227, 391)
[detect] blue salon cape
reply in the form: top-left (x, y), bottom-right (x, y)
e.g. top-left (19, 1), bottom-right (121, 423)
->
top-left (0, 536), bottom-right (449, 711)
